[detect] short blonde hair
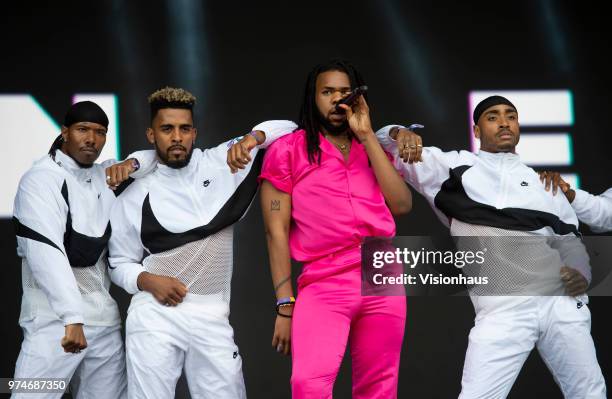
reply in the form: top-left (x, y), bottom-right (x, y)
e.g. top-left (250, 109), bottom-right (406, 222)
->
top-left (148, 87), bottom-right (196, 120)
top-left (148, 86), bottom-right (196, 106)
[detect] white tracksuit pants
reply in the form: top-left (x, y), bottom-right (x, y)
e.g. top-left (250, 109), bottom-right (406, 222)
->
top-left (125, 292), bottom-right (246, 399)
top-left (12, 317), bottom-right (127, 399)
top-left (459, 295), bottom-right (606, 399)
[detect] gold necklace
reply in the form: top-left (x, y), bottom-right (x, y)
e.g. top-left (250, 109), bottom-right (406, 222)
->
top-left (326, 135), bottom-right (351, 152)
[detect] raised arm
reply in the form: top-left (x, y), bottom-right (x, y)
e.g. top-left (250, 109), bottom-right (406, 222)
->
top-left (227, 120), bottom-right (297, 173)
top-left (340, 98), bottom-right (412, 216)
top-left (103, 150), bottom-right (158, 190)
top-left (572, 188), bottom-right (612, 232)
top-left (539, 172), bottom-right (612, 233)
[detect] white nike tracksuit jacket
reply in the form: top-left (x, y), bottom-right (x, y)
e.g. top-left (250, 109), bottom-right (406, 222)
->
top-left (12, 148), bottom-right (155, 399)
top-left (572, 187), bottom-right (612, 232)
top-left (107, 121), bottom-right (296, 399)
top-left (376, 126), bottom-right (606, 399)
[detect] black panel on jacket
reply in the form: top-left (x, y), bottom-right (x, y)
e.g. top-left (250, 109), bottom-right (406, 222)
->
top-left (61, 181), bottom-right (112, 267)
top-left (434, 165), bottom-right (579, 236)
top-left (13, 216), bottom-right (64, 254)
top-left (113, 177), bottom-right (135, 197)
top-left (141, 151), bottom-right (265, 254)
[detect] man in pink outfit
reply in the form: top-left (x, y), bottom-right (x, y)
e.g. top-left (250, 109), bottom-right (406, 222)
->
top-left (259, 59), bottom-right (413, 398)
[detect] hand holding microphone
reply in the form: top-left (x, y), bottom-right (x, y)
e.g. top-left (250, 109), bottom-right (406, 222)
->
top-left (335, 85), bottom-right (368, 113)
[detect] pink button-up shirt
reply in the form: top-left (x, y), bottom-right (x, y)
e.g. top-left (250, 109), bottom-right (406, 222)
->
top-left (259, 129), bottom-right (395, 271)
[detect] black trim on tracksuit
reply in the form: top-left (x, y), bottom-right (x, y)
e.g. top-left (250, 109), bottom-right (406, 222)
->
top-left (434, 165), bottom-right (579, 236)
top-left (61, 181), bottom-right (112, 267)
top-left (13, 216), bottom-right (64, 253)
top-left (140, 151), bottom-right (265, 254)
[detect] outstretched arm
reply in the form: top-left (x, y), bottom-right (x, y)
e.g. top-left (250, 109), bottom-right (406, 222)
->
top-left (227, 120), bottom-right (297, 173)
top-left (572, 188), bottom-right (612, 232)
top-left (103, 150), bottom-right (158, 189)
top-left (540, 171), bottom-right (612, 233)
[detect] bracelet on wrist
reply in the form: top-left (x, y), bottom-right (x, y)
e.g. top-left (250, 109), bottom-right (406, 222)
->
top-left (249, 130), bottom-right (265, 145)
top-left (276, 296), bottom-right (295, 317)
top-left (131, 158), bottom-right (140, 171)
top-left (276, 296), bottom-right (296, 307)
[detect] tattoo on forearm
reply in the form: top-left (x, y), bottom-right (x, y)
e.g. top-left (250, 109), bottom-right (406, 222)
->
top-left (274, 276), bottom-right (290, 292)
top-left (271, 200), bottom-right (280, 211)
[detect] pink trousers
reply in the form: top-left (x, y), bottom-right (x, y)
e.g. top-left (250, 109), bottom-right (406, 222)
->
top-left (291, 262), bottom-right (406, 398)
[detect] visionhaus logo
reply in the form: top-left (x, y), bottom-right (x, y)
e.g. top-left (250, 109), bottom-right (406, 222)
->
top-left (362, 239), bottom-right (490, 292)
top-left (364, 235), bottom-right (612, 297)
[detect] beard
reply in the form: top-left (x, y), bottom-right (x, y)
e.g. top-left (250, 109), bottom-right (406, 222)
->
top-left (494, 130), bottom-right (519, 152)
top-left (155, 142), bottom-right (194, 169)
top-left (59, 145), bottom-right (95, 168)
top-left (496, 142), bottom-right (515, 152)
top-left (317, 111), bottom-right (349, 136)
top-left (73, 158), bottom-right (95, 168)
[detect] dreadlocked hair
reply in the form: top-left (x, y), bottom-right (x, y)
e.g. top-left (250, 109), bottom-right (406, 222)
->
top-left (48, 134), bottom-right (63, 156)
top-left (298, 59), bottom-right (367, 164)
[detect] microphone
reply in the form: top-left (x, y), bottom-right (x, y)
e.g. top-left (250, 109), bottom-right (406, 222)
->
top-left (335, 85), bottom-right (368, 112)
top-left (408, 123), bottom-right (425, 131)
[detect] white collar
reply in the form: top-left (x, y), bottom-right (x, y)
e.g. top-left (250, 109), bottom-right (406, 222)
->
top-left (155, 150), bottom-right (199, 177)
top-left (53, 149), bottom-right (94, 180)
top-left (477, 149), bottom-right (520, 163)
